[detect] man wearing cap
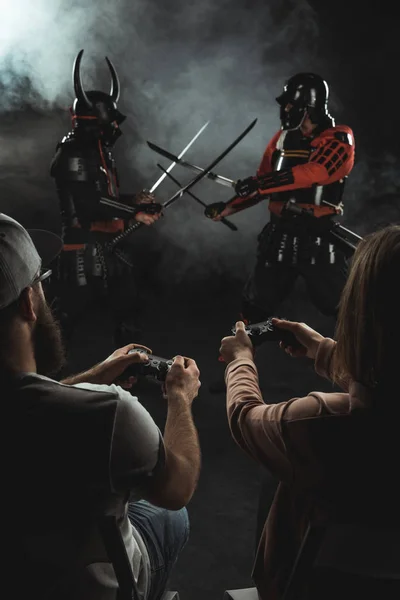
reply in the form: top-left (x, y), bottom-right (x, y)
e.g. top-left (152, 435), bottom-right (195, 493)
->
top-left (0, 213), bottom-right (201, 600)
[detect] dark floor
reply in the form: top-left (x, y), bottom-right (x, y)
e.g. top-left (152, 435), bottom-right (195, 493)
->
top-left (62, 269), bottom-right (338, 600)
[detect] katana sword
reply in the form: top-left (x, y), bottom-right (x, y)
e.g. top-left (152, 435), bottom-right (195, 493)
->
top-left (149, 121), bottom-right (210, 193)
top-left (147, 141), bottom-right (236, 189)
top-left (156, 163), bottom-right (238, 231)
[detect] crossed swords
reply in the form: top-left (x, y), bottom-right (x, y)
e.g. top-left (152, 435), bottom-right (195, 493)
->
top-left (107, 118), bottom-right (257, 249)
top-left (147, 121), bottom-right (245, 234)
top-left (148, 140), bottom-right (237, 190)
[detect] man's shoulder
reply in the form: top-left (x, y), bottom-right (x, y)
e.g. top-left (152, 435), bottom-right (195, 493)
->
top-left (17, 374), bottom-right (121, 410)
top-left (72, 381), bottom-right (138, 406)
top-left (9, 375), bottom-right (137, 498)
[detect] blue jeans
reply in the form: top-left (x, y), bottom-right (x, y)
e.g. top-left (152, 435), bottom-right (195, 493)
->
top-left (128, 500), bottom-right (190, 600)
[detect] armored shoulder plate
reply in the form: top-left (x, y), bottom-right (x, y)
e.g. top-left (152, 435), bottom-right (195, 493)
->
top-left (334, 131), bottom-right (353, 145)
top-left (50, 134), bottom-right (92, 182)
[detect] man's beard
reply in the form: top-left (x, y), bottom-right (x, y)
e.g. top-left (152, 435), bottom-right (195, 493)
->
top-left (33, 296), bottom-right (66, 377)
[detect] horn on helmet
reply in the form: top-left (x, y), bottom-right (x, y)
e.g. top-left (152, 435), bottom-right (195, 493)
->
top-left (73, 49), bottom-right (93, 110)
top-left (105, 56), bottom-right (120, 103)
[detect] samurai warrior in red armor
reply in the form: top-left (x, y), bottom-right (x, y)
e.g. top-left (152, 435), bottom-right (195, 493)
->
top-left (206, 72), bottom-right (355, 322)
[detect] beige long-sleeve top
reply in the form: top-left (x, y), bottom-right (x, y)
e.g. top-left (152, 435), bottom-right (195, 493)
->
top-left (225, 339), bottom-right (399, 599)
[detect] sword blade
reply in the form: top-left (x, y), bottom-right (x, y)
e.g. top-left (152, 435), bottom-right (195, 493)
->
top-left (163, 118), bottom-right (258, 208)
top-left (336, 224), bottom-right (363, 242)
top-left (100, 196), bottom-right (136, 216)
top-left (149, 121), bottom-right (210, 193)
top-left (148, 141), bottom-right (235, 188)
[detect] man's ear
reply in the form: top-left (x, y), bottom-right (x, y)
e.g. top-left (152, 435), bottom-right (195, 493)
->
top-left (19, 287), bottom-right (38, 324)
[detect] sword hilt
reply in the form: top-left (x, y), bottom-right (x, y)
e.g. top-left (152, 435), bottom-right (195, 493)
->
top-left (107, 221), bottom-right (143, 249)
top-left (220, 217), bottom-right (237, 231)
top-left (106, 203), bottom-right (163, 250)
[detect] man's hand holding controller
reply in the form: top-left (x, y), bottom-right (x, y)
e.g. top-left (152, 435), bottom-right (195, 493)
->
top-left (110, 351), bottom-right (201, 511)
top-left (164, 356), bottom-right (201, 405)
top-left (60, 343), bottom-right (201, 511)
top-left (124, 349), bottom-right (201, 405)
top-left (61, 344), bottom-right (200, 400)
top-left (60, 343), bottom-right (153, 388)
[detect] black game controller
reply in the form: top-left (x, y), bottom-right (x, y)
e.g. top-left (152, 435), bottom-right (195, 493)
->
top-left (232, 317), bottom-right (304, 350)
top-left (124, 349), bottom-right (174, 383)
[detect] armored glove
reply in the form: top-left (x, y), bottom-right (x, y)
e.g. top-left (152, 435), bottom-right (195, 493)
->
top-left (234, 176), bottom-right (259, 198)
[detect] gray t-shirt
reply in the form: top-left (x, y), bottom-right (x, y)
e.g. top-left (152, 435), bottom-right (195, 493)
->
top-left (5, 373), bottom-right (164, 600)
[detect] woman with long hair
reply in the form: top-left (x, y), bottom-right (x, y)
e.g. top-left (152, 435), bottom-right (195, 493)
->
top-left (220, 224), bottom-right (400, 600)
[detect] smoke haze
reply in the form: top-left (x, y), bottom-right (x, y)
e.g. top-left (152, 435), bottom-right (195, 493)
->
top-left (0, 0), bottom-right (398, 286)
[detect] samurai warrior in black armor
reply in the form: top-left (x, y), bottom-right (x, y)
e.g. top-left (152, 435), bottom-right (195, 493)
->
top-left (50, 50), bottom-right (162, 347)
top-left (206, 73), bottom-right (356, 322)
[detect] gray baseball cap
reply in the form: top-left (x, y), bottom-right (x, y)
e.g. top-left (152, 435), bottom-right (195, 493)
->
top-left (0, 213), bottom-right (63, 309)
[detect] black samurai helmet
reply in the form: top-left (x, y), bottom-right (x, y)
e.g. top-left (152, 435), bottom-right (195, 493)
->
top-left (71, 49), bottom-right (126, 142)
top-left (276, 73), bottom-right (334, 131)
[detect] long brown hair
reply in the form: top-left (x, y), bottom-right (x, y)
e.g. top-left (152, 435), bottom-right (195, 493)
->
top-left (333, 224), bottom-right (400, 388)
